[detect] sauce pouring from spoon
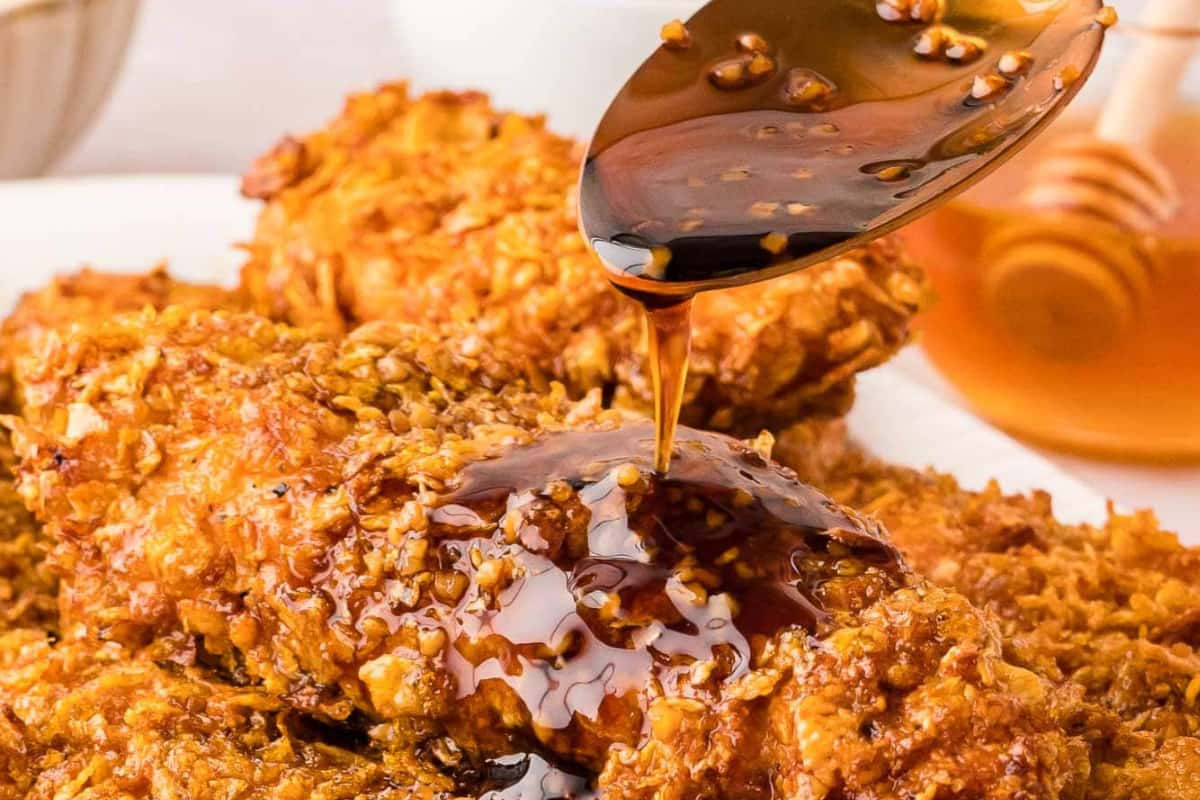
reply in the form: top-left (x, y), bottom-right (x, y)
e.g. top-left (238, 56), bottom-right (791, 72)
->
top-left (578, 0), bottom-right (1114, 474)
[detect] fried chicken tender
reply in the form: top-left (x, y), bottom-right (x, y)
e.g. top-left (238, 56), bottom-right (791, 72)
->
top-left (775, 420), bottom-right (1200, 800)
top-left (0, 271), bottom-right (454, 799)
top-left (0, 629), bottom-right (449, 800)
top-left (239, 84), bottom-right (928, 433)
top-left (0, 266), bottom-right (239, 638)
top-left (5, 308), bottom-right (1081, 799)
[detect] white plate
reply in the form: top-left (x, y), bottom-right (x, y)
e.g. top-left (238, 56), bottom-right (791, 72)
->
top-left (0, 174), bottom-right (246, 290)
top-left (0, 174), bottom-right (1162, 534)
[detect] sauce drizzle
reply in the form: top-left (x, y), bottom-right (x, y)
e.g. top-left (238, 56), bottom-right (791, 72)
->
top-left (423, 423), bottom-right (903, 752)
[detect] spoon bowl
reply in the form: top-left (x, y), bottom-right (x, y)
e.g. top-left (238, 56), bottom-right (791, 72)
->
top-left (580, 0), bottom-right (1112, 298)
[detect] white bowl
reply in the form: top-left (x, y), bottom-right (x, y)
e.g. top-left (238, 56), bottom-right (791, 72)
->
top-left (388, 0), bottom-right (704, 139)
top-left (0, 0), bottom-right (139, 178)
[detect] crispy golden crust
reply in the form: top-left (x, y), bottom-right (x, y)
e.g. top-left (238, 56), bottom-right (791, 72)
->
top-left (600, 586), bottom-right (1082, 800)
top-left (0, 266), bottom-right (239, 640)
top-left (0, 265), bottom-right (241, 412)
top-left (0, 630), bottom-right (449, 800)
top-left (0, 271), bottom-right (451, 800)
top-left (775, 420), bottom-right (1200, 800)
top-left (239, 84), bottom-right (928, 433)
top-left (5, 308), bottom-right (1078, 798)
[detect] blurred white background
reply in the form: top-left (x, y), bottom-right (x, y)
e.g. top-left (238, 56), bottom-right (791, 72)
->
top-left (54, 0), bottom-right (703, 175)
top-left (56, 1), bottom-right (402, 175)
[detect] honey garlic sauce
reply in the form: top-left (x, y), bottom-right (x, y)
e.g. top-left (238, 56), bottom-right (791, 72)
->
top-left (644, 297), bottom-right (692, 474)
top-left (582, 0), bottom-right (1108, 292)
top-left (427, 423), bottom-right (903, 771)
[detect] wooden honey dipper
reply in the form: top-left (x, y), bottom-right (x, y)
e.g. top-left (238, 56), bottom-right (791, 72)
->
top-left (982, 0), bottom-right (1200, 359)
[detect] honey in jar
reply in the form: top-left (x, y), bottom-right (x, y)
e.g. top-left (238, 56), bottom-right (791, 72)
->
top-left (902, 105), bottom-right (1200, 461)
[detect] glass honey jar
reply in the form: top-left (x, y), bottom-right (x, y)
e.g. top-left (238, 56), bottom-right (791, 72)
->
top-left (900, 2), bottom-right (1200, 462)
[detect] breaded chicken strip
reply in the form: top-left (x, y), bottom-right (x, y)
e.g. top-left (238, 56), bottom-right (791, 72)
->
top-left (775, 420), bottom-right (1200, 800)
top-left (0, 272), bottom-right (447, 799)
top-left (0, 266), bottom-right (240, 638)
top-left (6, 308), bottom-right (1081, 799)
top-left (0, 629), bottom-right (449, 800)
top-left (240, 84), bottom-right (928, 433)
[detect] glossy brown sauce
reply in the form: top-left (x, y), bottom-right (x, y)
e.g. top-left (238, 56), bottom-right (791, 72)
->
top-left (580, 0), bottom-right (1109, 472)
top-left (424, 422), bottom-right (903, 795)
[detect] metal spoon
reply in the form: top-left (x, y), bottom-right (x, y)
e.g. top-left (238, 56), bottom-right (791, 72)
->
top-left (580, 0), bottom-right (1114, 300)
